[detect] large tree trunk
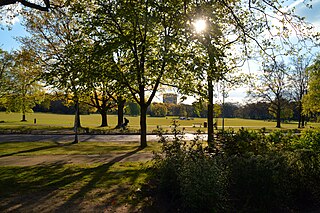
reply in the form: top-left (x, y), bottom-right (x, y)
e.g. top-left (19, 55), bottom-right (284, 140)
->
top-left (116, 98), bottom-right (126, 128)
top-left (140, 104), bottom-right (148, 148)
top-left (276, 104), bottom-right (281, 128)
top-left (298, 101), bottom-right (303, 128)
top-left (73, 100), bottom-right (80, 144)
top-left (207, 78), bottom-right (214, 146)
top-left (301, 115), bottom-right (306, 128)
top-left (100, 110), bottom-right (108, 127)
top-left (21, 114), bottom-right (27, 122)
top-left (74, 101), bottom-right (81, 128)
top-left (21, 103), bottom-right (27, 122)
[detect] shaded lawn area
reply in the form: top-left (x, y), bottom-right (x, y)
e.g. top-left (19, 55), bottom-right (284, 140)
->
top-left (0, 141), bottom-right (161, 157)
top-left (0, 141), bottom-right (157, 212)
top-left (0, 161), bottom-right (153, 212)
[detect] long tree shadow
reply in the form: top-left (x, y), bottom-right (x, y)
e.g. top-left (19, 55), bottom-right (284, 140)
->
top-left (0, 142), bottom-right (73, 158)
top-left (55, 146), bottom-right (146, 211)
top-left (0, 146), bottom-right (148, 212)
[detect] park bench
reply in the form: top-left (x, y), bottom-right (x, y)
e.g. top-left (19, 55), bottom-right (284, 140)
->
top-left (192, 123), bottom-right (202, 128)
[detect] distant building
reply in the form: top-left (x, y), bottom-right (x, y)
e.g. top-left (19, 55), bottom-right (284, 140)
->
top-left (163, 93), bottom-right (178, 104)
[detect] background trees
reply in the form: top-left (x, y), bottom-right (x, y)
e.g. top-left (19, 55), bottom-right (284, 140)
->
top-left (288, 55), bottom-right (311, 128)
top-left (249, 61), bottom-right (290, 128)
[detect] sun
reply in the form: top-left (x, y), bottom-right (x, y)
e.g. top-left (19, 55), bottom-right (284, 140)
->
top-left (193, 19), bottom-right (206, 33)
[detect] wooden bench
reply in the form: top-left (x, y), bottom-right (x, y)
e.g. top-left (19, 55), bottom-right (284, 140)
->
top-left (192, 123), bottom-right (202, 128)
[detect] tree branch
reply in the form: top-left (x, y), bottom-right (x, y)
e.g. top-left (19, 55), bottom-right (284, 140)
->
top-left (1, 0), bottom-right (50, 11)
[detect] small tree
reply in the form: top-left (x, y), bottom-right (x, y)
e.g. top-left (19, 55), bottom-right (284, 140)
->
top-left (0, 48), bottom-right (13, 98)
top-left (2, 48), bottom-right (44, 121)
top-left (302, 55), bottom-right (320, 115)
top-left (149, 103), bottom-right (167, 117)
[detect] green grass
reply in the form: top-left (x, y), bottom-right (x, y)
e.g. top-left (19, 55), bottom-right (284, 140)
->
top-left (1, 112), bottom-right (320, 133)
top-left (0, 138), bottom-right (156, 211)
top-left (0, 141), bottom-right (161, 156)
top-left (0, 162), bottom-right (152, 212)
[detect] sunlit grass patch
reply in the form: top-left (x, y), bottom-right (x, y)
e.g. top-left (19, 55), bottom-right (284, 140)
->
top-left (1, 112), bottom-right (320, 133)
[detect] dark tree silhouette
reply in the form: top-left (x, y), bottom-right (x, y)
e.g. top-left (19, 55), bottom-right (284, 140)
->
top-left (0, 0), bottom-right (50, 11)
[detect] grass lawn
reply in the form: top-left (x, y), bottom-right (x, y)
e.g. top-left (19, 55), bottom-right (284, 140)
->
top-left (0, 141), bottom-right (161, 156)
top-left (0, 141), bottom-right (157, 212)
top-left (0, 162), bottom-right (152, 212)
top-left (1, 112), bottom-right (319, 133)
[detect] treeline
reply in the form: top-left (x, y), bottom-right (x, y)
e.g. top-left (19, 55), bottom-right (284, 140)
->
top-left (24, 97), bottom-right (317, 122)
top-left (148, 101), bottom-right (304, 121)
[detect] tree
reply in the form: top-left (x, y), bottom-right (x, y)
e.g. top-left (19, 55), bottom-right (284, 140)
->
top-left (249, 61), bottom-right (289, 128)
top-left (77, 0), bottom-right (188, 147)
top-left (235, 102), bottom-right (272, 120)
top-left (21, 0), bottom-right (91, 143)
top-left (1, 48), bottom-right (44, 121)
top-left (79, 43), bottom-right (118, 127)
top-left (125, 102), bottom-right (140, 116)
top-left (165, 0), bottom-right (316, 145)
top-left (0, 48), bottom-right (13, 98)
top-left (302, 55), bottom-right (320, 115)
top-left (288, 54), bottom-right (312, 128)
top-left (149, 103), bottom-right (167, 117)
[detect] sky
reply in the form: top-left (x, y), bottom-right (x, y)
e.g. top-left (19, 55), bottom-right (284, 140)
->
top-left (1, 0), bottom-right (320, 104)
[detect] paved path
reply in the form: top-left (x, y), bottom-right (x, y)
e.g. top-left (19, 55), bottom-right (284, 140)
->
top-left (0, 133), bottom-right (208, 143)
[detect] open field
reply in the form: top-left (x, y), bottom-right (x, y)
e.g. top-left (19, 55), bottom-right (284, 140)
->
top-left (1, 112), bottom-right (320, 133)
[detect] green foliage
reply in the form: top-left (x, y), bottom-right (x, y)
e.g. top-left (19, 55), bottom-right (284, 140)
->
top-left (149, 103), bottom-right (167, 117)
top-left (152, 127), bottom-right (320, 212)
top-left (125, 102), bottom-right (140, 116)
top-left (290, 129), bottom-right (320, 151)
top-left (153, 121), bottom-right (228, 212)
top-left (303, 55), bottom-right (320, 115)
top-left (0, 48), bottom-right (45, 119)
top-left (218, 128), bottom-right (269, 155)
top-left (228, 153), bottom-right (293, 211)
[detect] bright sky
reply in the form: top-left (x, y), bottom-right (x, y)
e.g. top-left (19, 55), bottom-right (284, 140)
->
top-left (1, 0), bottom-right (320, 104)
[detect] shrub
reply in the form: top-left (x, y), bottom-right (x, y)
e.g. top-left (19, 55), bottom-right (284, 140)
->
top-left (151, 126), bottom-right (320, 212)
top-left (291, 129), bottom-right (320, 151)
top-left (227, 153), bottom-right (295, 212)
top-left (153, 122), bottom-right (228, 212)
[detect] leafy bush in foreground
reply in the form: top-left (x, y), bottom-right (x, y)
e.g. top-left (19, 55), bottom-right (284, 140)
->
top-left (151, 126), bottom-right (320, 212)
